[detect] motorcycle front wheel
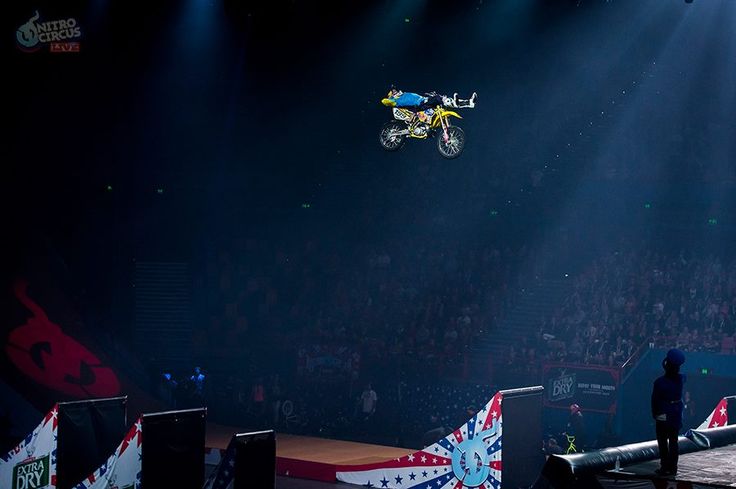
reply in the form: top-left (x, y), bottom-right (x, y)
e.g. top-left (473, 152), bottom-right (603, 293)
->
top-left (379, 121), bottom-right (406, 151)
top-left (437, 126), bottom-right (465, 159)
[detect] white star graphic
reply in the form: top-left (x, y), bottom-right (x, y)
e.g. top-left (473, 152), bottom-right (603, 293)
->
top-left (421, 455), bottom-right (427, 463)
top-left (720, 406), bottom-right (727, 417)
top-left (408, 454), bottom-right (415, 462)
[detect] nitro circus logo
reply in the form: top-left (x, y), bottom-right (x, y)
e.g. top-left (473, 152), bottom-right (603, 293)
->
top-left (12, 455), bottom-right (49, 489)
top-left (450, 422), bottom-right (500, 488)
top-left (16, 11), bottom-right (82, 53)
top-left (549, 372), bottom-right (576, 402)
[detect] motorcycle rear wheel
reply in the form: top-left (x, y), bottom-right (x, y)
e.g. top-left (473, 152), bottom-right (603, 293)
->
top-left (437, 126), bottom-right (465, 159)
top-left (379, 121), bottom-right (406, 151)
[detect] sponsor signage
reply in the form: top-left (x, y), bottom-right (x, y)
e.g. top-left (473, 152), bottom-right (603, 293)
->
top-left (12, 456), bottom-right (50, 489)
top-left (0, 406), bottom-right (57, 489)
top-left (543, 364), bottom-right (619, 413)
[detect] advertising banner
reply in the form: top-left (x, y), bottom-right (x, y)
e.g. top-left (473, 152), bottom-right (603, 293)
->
top-left (543, 364), bottom-right (619, 413)
top-left (0, 405), bottom-right (58, 489)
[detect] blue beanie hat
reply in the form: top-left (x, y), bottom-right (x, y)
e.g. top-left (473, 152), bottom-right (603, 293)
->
top-left (665, 348), bottom-right (686, 366)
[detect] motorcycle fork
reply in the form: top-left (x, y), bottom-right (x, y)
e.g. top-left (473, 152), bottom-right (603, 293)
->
top-left (440, 115), bottom-right (450, 143)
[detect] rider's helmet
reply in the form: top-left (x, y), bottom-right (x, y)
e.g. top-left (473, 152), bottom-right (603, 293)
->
top-left (388, 86), bottom-right (402, 98)
top-left (569, 403), bottom-right (581, 414)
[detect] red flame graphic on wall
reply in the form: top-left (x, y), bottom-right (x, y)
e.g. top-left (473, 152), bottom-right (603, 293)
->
top-left (5, 280), bottom-right (121, 398)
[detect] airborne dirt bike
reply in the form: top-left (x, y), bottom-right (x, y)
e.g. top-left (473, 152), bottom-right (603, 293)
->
top-left (379, 103), bottom-right (466, 159)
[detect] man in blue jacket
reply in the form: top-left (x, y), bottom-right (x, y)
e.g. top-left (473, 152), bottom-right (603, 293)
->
top-left (651, 348), bottom-right (686, 476)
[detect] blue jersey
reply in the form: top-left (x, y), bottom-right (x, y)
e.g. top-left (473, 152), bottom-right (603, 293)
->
top-left (391, 92), bottom-right (427, 107)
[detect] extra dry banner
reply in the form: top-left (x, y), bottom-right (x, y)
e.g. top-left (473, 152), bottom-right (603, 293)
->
top-left (0, 405), bottom-right (58, 489)
top-left (543, 364), bottom-right (620, 413)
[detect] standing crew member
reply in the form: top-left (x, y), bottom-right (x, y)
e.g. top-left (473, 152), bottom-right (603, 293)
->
top-left (651, 348), bottom-right (686, 476)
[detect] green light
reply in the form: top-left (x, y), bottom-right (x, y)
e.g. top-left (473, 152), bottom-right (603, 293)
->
top-left (106, 185), bottom-right (113, 191)
top-left (644, 203), bottom-right (651, 209)
top-left (404, 18), bottom-right (410, 23)
top-left (490, 210), bottom-right (498, 216)
top-left (708, 218), bottom-right (717, 226)
top-left (701, 368), bottom-right (710, 375)
top-left (156, 188), bottom-right (164, 194)
top-left (301, 203), bottom-right (311, 209)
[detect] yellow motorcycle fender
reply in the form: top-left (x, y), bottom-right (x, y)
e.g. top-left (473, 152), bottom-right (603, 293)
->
top-left (381, 98), bottom-right (397, 107)
top-left (441, 110), bottom-right (462, 119)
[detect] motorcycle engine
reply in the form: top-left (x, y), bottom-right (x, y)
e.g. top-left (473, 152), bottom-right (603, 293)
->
top-left (413, 124), bottom-right (428, 136)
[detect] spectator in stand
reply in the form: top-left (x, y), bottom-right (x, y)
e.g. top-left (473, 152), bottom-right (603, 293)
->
top-left (159, 372), bottom-right (178, 407)
top-left (358, 383), bottom-right (378, 421)
top-left (251, 377), bottom-right (266, 423)
top-left (189, 366), bottom-right (206, 406)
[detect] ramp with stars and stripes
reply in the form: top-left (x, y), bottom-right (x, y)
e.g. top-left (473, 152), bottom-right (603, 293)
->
top-left (336, 391), bottom-right (503, 489)
top-left (336, 386), bottom-right (545, 489)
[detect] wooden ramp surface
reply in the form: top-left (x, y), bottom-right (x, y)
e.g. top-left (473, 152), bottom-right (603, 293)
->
top-left (275, 433), bottom-right (413, 465)
top-left (207, 422), bottom-right (414, 481)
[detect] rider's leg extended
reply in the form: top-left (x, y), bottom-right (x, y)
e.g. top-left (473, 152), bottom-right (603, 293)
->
top-left (452, 92), bottom-right (477, 108)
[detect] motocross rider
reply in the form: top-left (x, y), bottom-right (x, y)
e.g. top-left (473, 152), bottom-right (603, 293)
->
top-left (381, 88), bottom-right (477, 110)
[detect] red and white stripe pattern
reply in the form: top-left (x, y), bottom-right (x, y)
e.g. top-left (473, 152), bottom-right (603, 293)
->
top-left (73, 417), bottom-right (142, 489)
top-left (698, 397), bottom-right (729, 430)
